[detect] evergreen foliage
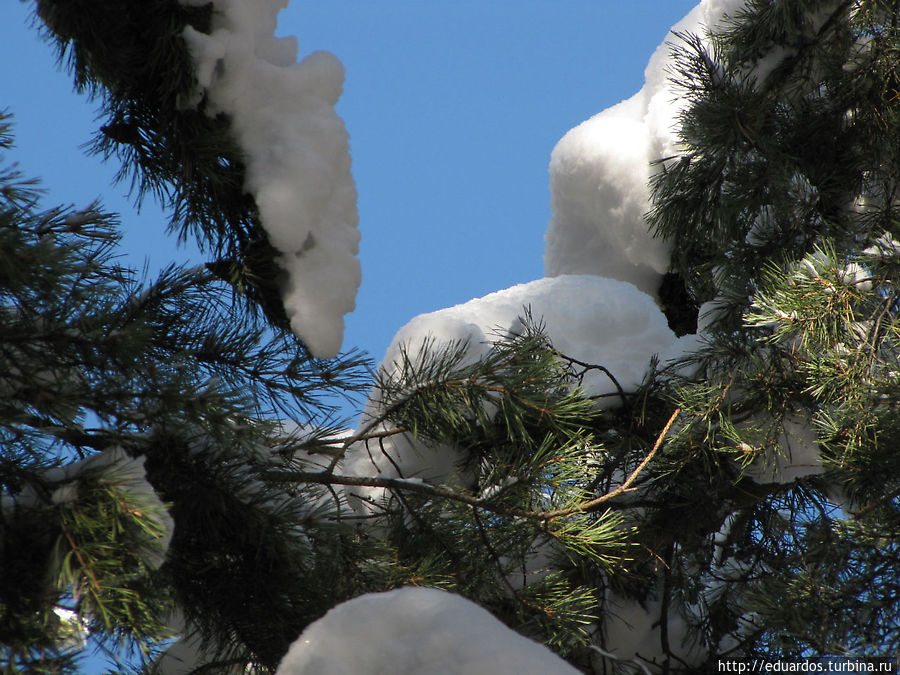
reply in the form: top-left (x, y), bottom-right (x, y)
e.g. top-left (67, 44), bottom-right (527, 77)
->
top-left (5, 0), bottom-right (900, 673)
top-left (0, 112), bottom-right (375, 671)
top-left (269, 324), bottom-right (650, 661)
top-left (646, 0), bottom-right (900, 662)
top-left (33, 0), bottom-right (290, 330)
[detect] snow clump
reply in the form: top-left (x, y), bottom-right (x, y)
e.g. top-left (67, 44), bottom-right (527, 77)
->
top-left (837, 262), bottom-right (872, 292)
top-left (275, 586), bottom-right (581, 675)
top-left (863, 233), bottom-right (900, 259)
top-left (740, 417), bottom-right (824, 485)
top-left (373, 275), bottom-right (687, 403)
top-left (343, 275), bottom-right (698, 512)
top-left (544, 0), bottom-right (748, 298)
top-left (600, 590), bottom-right (704, 669)
top-left (2, 448), bottom-right (173, 569)
top-left (180, 0), bottom-right (360, 358)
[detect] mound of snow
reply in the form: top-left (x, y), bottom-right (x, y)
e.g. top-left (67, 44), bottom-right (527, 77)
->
top-left (181, 0), bottom-right (360, 358)
top-left (601, 590), bottom-right (703, 670)
top-left (343, 275), bottom-right (697, 511)
top-left (375, 275), bottom-right (685, 403)
top-left (275, 587), bottom-right (580, 675)
top-left (544, 0), bottom-right (747, 297)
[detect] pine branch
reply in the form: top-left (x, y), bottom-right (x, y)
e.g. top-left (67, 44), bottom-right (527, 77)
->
top-left (268, 408), bottom-right (680, 523)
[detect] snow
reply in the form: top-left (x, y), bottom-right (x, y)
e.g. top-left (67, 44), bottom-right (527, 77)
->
top-left (275, 587), bottom-right (580, 675)
top-left (745, 206), bottom-right (777, 247)
top-left (333, 0), bottom-right (810, 666)
top-left (62, 209), bottom-right (101, 230)
top-left (545, 95), bottom-right (667, 296)
top-left (837, 262), bottom-right (872, 292)
top-left (746, 45), bottom-right (796, 88)
top-left (843, 33), bottom-right (873, 72)
top-left (789, 250), bottom-right (874, 295)
top-left (544, 0), bottom-right (747, 297)
top-left (64, 449), bottom-right (174, 568)
top-left (697, 299), bottom-right (729, 334)
top-left (343, 275), bottom-right (693, 512)
top-left (378, 275), bottom-right (683, 403)
top-left (599, 514), bottom-right (761, 670)
top-left (180, 0), bottom-right (360, 358)
top-left (51, 607), bottom-right (89, 655)
top-left (600, 590), bottom-right (703, 670)
top-left (150, 610), bottom-right (246, 675)
top-left (151, 636), bottom-right (207, 675)
top-left (342, 432), bottom-right (466, 515)
top-left (169, 0), bottom-right (840, 668)
top-left (3, 449), bottom-right (173, 569)
top-left (742, 417), bottom-right (824, 485)
top-left (277, 420), bottom-right (352, 467)
top-left (863, 233), bottom-right (900, 259)
top-left (478, 476), bottom-right (519, 502)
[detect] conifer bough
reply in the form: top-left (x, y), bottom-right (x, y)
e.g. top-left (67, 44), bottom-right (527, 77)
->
top-left (6, 0), bottom-right (900, 672)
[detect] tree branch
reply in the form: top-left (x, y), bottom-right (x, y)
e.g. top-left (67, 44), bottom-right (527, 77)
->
top-left (267, 408), bottom-right (681, 523)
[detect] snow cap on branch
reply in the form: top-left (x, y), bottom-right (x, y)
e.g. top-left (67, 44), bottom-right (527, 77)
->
top-left (181, 0), bottom-right (360, 358)
top-left (63, 449), bottom-right (173, 569)
top-left (4, 449), bottom-right (174, 569)
top-left (275, 587), bottom-right (580, 675)
top-left (376, 275), bottom-right (687, 403)
top-left (343, 275), bottom-right (696, 511)
top-left (544, 0), bottom-right (746, 297)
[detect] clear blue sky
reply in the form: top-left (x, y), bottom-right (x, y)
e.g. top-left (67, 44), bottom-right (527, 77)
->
top-left (1, 0), bottom-right (696, 662)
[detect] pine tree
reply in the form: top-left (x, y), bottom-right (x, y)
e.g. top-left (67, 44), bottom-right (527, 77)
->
top-left (307, 0), bottom-right (900, 667)
top-left (646, 0), bottom-right (900, 662)
top-left (0, 109), bottom-right (384, 672)
top-left (1, 1), bottom-right (377, 670)
top-left (6, 0), bottom-right (639, 670)
top-left (7, 0), bottom-right (900, 673)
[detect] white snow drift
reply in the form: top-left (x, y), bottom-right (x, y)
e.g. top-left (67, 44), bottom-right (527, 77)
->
top-left (275, 587), bottom-right (580, 675)
top-left (181, 0), bottom-right (360, 358)
top-left (1, 448), bottom-right (173, 569)
top-left (376, 275), bottom-right (689, 402)
top-left (343, 275), bottom-right (699, 512)
top-left (544, 0), bottom-right (748, 297)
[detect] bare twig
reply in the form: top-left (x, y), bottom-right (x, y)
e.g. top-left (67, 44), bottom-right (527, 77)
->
top-left (553, 348), bottom-right (630, 408)
top-left (534, 407), bottom-right (681, 520)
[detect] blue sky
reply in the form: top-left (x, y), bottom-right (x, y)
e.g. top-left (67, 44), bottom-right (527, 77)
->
top-left (2, 1), bottom-right (698, 670)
